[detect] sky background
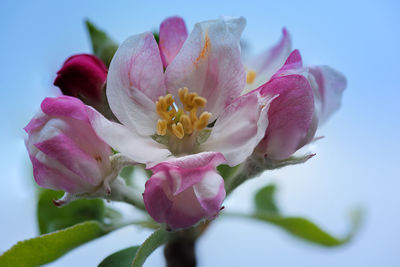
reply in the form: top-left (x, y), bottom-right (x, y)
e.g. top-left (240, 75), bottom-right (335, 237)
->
top-left (1, 0), bottom-right (399, 266)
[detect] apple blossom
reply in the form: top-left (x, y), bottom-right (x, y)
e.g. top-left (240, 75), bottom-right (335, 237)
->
top-left (24, 96), bottom-right (133, 205)
top-left (54, 54), bottom-right (107, 103)
top-left (244, 30), bottom-right (346, 160)
top-left (88, 16), bottom-right (276, 167)
top-left (254, 50), bottom-right (316, 160)
top-left (87, 17), bottom-right (277, 228)
top-left (143, 152), bottom-right (226, 229)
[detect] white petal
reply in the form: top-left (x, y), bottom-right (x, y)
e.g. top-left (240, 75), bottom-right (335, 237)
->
top-left (87, 107), bottom-right (171, 164)
top-left (165, 17), bottom-right (246, 120)
top-left (244, 28), bottom-right (292, 92)
top-left (107, 32), bottom-right (166, 135)
top-left (201, 91), bottom-right (275, 166)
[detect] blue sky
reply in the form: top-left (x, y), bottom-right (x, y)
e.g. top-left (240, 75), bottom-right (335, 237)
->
top-left (0, 0), bottom-right (399, 266)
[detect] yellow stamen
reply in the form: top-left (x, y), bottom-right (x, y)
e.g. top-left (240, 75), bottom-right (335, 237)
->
top-left (155, 88), bottom-right (211, 139)
top-left (157, 119), bottom-right (168, 136)
top-left (193, 96), bottom-right (207, 107)
top-left (172, 122), bottom-right (184, 139)
top-left (180, 114), bottom-right (193, 134)
top-left (246, 70), bottom-right (256, 84)
top-left (194, 112), bottom-right (211, 130)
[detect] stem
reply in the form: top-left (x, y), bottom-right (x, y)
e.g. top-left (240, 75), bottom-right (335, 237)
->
top-left (108, 177), bottom-right (146, 210)
top-left (225, 158), bottom-right (262, 195)
top-left (224, 153), bottom-right (315, 195)
top-left (163, 222), bottom-right (210, 267)
top-left (164, 236), bottom-right (196, 267)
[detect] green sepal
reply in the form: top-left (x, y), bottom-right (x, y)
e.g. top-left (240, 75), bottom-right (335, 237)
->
top-left (217, 164), bottom-right (240, 180)
top-left (153, 32), bottom-right (159, 44)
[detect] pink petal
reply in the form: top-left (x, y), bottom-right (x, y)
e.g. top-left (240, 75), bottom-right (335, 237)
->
top-left (245, 28), bottom-right (292, 91)
top-left (201, 91), bottom-right (275, 166)
top-left (30, 155), bottom-right (94, 193)
top-left (309, 65), bottom-right (347, 125)
top-left (141, 173), bottom-right (173, 224)
top-left (34, 133), bottom-right (104, 186)
top-left (87, 106), bottom-right (171, 164)
top-left (257, 74), bottom-right (315, 160)
top-left (159, 16), bottom-right (188, 67)
top-left (24, 111), bottom-right (48, 133)
top-left (144, 152), bottom-right (226, 229)
top-left (165, 17), bottom-right (246, 120)
top-left (193, 171), bottom-right (225, 214)
top-left (271, 49), bottom-right (303, 77)
top-left (150, 152), bottom-right (226, 194)
top-left (41, 96), bottom-right (89, 122)
top-left (107, 32), bottom-right (166, 135)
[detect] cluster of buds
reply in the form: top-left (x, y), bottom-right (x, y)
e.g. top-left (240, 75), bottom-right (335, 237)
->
top-left (25, 16), bottom-right (346, 229)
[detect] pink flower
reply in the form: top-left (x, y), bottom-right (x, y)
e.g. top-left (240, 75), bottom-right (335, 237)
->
top-left (87, 17), bottom-right (275, 228)
top-left (89, 16), bottom-right (274, 167)
top-left (25, 96), bottom-right (113, 196)
top-left (54, 54), bottom-right (107, 106)
top-left (143, 152), bottom-right (226, 229)
top-left (85, 16), bottom-right (346, 228)
top-left (245, 30), bottom-right (346, 160)
top-left (254, 50), bottom-right (316, 160)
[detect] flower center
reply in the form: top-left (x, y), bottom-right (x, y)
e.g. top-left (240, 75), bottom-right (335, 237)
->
top-left (155, 87), bottom-right (212, 140)
top-left (246, 70), bottom-right (256, 84)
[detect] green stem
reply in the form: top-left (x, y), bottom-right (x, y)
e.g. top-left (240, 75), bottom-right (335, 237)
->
top-left (108, 177), bottom-right (146, 210)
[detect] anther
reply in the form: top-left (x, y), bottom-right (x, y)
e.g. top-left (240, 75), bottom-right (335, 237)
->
top-left (246, 70), bottom-right (256, 84)
top-left (165, 94), bottom-right (174, 106)
top-left (194, 112), bottom-right (211, 130)
top-left (172, 122), bottom-right (185, 139)
top-left (157, 119), bottom-right (168, 136)
top-left (178, 87), bottom-right (188, 104)
top-left (180, 114), bottom-right (193, 134)
top-left (193, 96), bottom-right (207, 107)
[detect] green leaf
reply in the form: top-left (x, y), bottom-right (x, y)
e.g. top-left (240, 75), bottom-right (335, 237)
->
top-left (0, 221), bottom-right (107, 267)
top-left (132, 228), bottom-right (168, 267)
top-left (248, 184), bottom-right (362, 246)
top-left (37, 189), bottom-right (105, 234)
top-left (98, 246), bottom-right (139, 267)
top-left (254, 184), bottom-right (279, 214)
top-left (253, 213), bottom-right (359, 246)
top-left (85, 20), bottom-right (119, 67)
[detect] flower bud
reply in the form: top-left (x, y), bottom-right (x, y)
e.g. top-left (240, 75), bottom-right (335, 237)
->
top-left (143, 152), bottom-right (226, 229)
top-left (254, 50), bottom-right (316, 161)
top-left (54, 54), bottom-right (107, 106)
top-left (24, 96), bottom-right (113, 196)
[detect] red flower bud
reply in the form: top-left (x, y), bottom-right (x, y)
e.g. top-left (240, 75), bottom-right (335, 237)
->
top-left (54, 54), bottom-right (107, 103)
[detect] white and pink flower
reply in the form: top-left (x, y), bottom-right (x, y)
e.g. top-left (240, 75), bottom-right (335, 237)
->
top-left (87, 16), bottom-right (278, 228)
top-left (143, 152), bottom-right (226, 229)
top-left (25, 96), bottom-right (113, 196)
top-left (25, 16), bottom-right (347, 229)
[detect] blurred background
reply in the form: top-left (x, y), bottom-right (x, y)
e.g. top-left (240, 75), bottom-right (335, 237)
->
top-left (1, 0), bottom-right (399, 266)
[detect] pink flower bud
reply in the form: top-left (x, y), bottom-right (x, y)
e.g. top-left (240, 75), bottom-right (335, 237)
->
top-left (24, 96), bottom-right (113, 195)
top-left (143, 152), bottom-right (226, 229)
top-left (256, 50), bottom-right (316, 160)
top-left (54, 54), bottom-right (107, 104)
